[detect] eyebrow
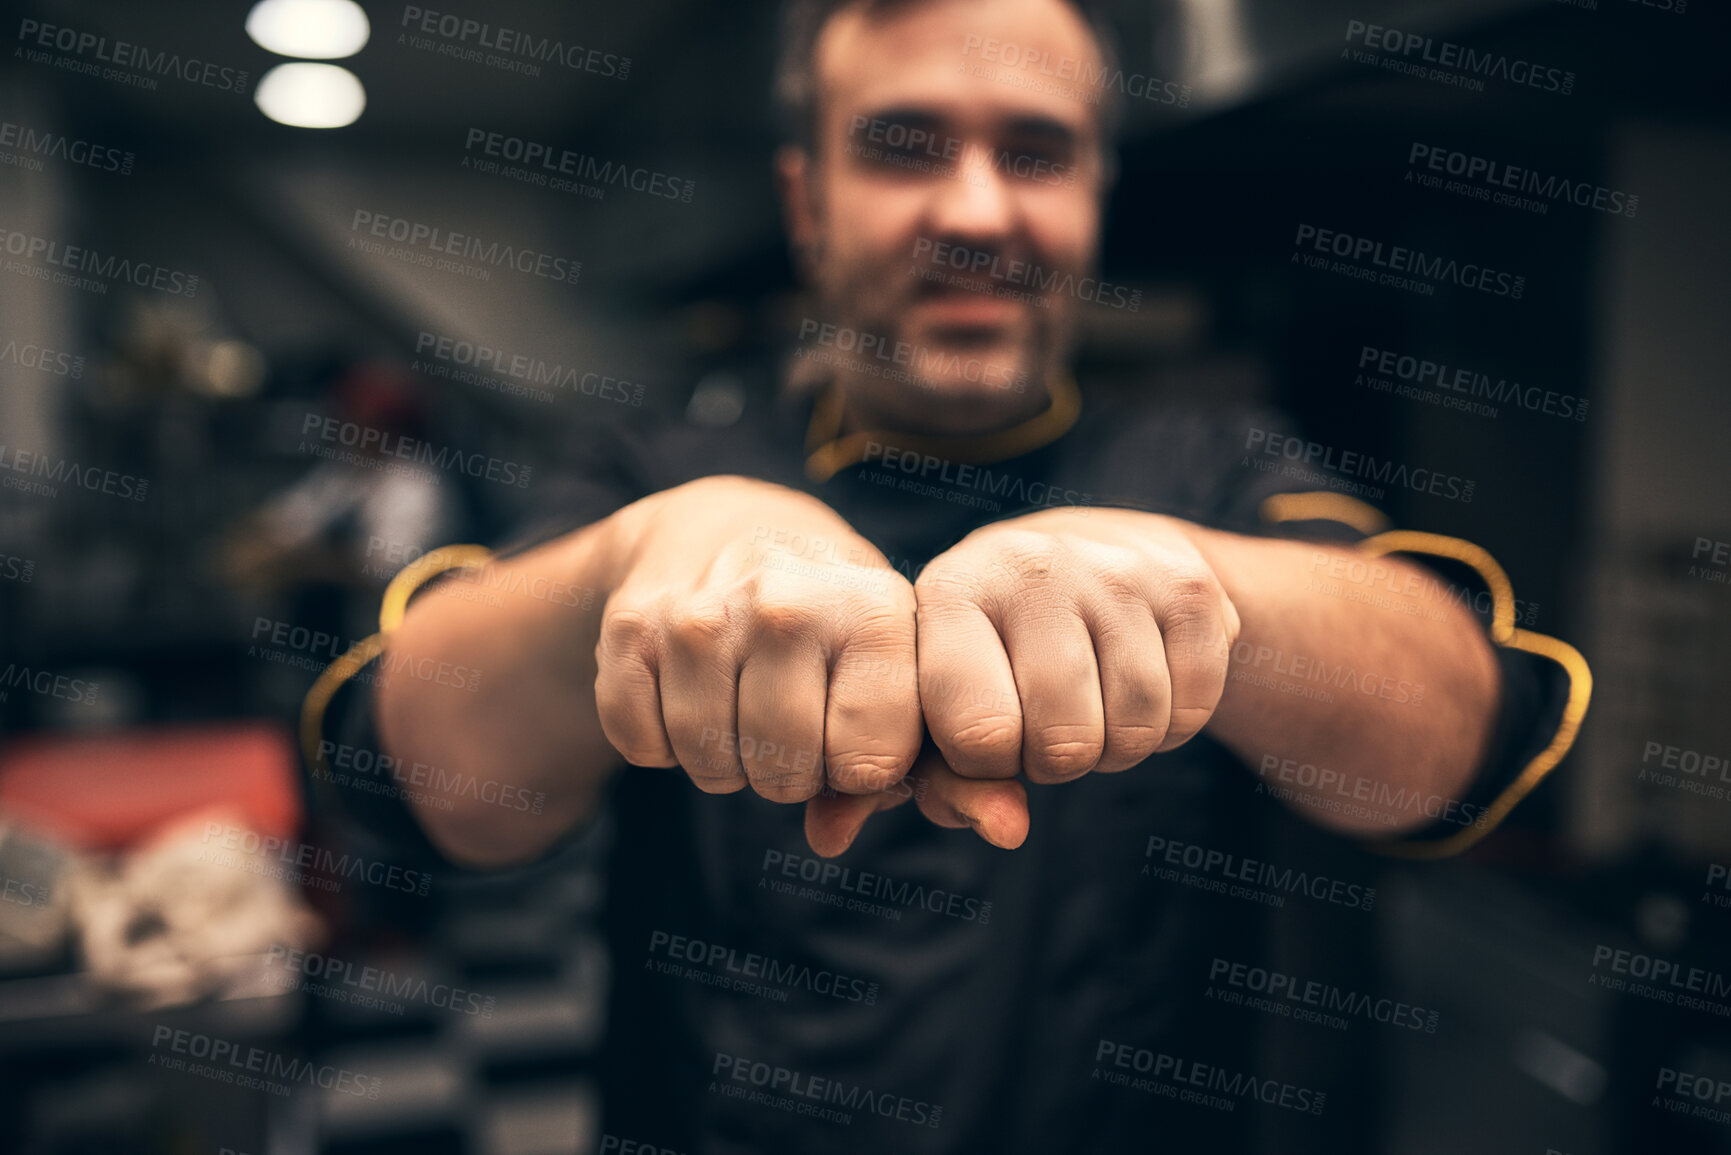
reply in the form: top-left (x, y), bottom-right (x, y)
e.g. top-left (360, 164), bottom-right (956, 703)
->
top-left (856, 107), bottom-right (1082, 144)
top-left (1001, 116), bottom-right (1079, 146)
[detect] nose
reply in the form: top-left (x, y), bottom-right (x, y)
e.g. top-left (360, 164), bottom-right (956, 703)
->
top-left (922, 145), bottom-right (1021, 251)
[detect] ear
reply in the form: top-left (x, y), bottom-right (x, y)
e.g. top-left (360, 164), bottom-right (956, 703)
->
top-left (775, 144), bottom-right (822, 282)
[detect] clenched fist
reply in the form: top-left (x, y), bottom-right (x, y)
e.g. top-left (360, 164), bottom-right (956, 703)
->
top-left (594, 476), bottom-right (924, 802)
top-left (914, 507), bottom-right (1241, 784)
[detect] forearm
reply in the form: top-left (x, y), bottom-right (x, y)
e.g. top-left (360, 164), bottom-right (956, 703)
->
top-left (1178, 522), bottom-right (1501, 836)
top-left (373, 511), bottom-right (642, 868)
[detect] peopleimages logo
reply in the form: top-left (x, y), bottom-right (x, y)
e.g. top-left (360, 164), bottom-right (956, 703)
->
top-left (264, 944), bottom-right (496, 1017)
top-left (0, 663), bottom-right (99, 706)
top-left (0, 444), bottom-right (148, 502)
top-left (1342, 19), bottom-right (1575, 96)
top-left (1093, 1039), bottom-right (1326, 1115)
top-left (298, 413), bottom-right (533, 488)
top-left (862, 440), bottom-right (1091, 512)
top-left (761, 849), bottom-right (993, 924)
top-left (711, 1053), bottom-right (943, 1129)
top-left (15, 19), bottom-right (251, 94)
top-left (199, 821), bottom-right (433, 897)
top-left (1143, 834), bottom-right (1377, 912)
top-left (0, 337), bottom-right (84, 378)
top-left (1589, 944), bottom-right (1731, 1018)
top-left (1356, 345), bottom-right (1587, 422)
top-left (1292, 224), bottom-right (1523, 300)
top-left (412, 331), bottom-right (642, 407)
top-left (1206, 956), bottom-right (1440, 1033)
top-left (1407, 143), bottom-right (1637, 218)
top-left (350, 210), bottom-right (581, 285)
top-left (959, 35), bottom-right (1190, 107)
top-left (315, 739), bottom-right (546, 815)
top-left (647, 930), bottom-right (881, 1005)
top-left (798, 318), bottom-right (1028, 392)
top-left (150, 1026), bottom-right (380, 1098)
top-left (1655, 1068), bottom-right (1731, 1128)
top-left (846, 115), bottom-right (1077, 187)
top-left (0, 227), bottom-right (198, 297)
top-left (1244, 427), bottom-right (1475, 505)
top-left (399, 6), bottom-right (631, 79)
top-left (0, 120), bottom-right (134, 174)
top-left (1256, 754), bottom-right (1483, 829)
top-left (910, 237), bottom-right (1142, 311)
top-left (462, 128), bottom-right (694, 203)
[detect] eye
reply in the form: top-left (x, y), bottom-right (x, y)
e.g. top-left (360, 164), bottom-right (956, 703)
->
top-left (999, 139), bottom-right (1072, 170)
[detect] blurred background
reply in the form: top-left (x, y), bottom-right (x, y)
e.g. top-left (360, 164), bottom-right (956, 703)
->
top-left (0, 0), bottom-right (1728, 1151)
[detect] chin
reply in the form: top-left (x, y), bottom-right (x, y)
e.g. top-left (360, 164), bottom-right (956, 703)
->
top-left (881, 372), bottom-right (1045, 435)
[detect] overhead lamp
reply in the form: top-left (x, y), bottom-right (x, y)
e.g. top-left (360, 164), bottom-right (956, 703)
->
top-left (245, 0), bottom-right (370, 59)
top-left (255, 62), bottom-right (366, 129)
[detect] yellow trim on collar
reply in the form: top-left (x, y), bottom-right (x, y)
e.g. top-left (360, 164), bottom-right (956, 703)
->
top-left (803, 373), bottom-right (1082, 483)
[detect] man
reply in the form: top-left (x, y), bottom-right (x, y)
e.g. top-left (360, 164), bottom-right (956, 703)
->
top-left (312, 0), bottom-right (1576, 1149)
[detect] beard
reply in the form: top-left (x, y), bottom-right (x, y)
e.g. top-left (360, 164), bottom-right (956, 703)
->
top-left (811, 239), bottom-right (1075, 436)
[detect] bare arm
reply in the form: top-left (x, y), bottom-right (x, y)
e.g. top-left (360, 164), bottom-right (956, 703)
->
top-left (373, 517), bottom-right (626, 869)
top-left (373, 476), bottom-right (924, 869)
top-left (1180, 524), bottom-right (1499, 836)
top-left (903, 508), bottom-right (1500, 840)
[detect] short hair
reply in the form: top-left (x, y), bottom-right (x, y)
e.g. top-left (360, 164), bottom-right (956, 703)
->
top-left (774, 0), bottom-right (1126, 152)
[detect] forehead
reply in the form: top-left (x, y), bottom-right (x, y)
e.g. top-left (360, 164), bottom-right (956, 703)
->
top-left (814, 0), bottom-right (1102, 134)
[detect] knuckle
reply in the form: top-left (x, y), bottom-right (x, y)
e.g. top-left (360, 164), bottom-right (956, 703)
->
top-left (593, 685), bottom-right (665, 766)
top-left (1164, 569), bottom-right (1222, 615)
top-left (833, 659), bottom-right (917, 707)
top-left (913, 561), bottom-right (979, 608)
top-left (1026, 724), bottom-right (1104, 775)
top-left (1094, 554), bottom-right (1146, 601)
top-left (874, 577), bottom-right (919, 618)
top-left (600, 724), bottom-right (667, 769)
top-left (1160, 704), bottom-right (1217, 749)
top-left (750, 597), bottom-right (815, 639)
top-left (1103, 721), bottom-right (1167, 760)
top-left (749, 769), bottom-right (821, 803)
top-left (1108, 660), bottom-right (1171, 714)
top-left (999, 532), bottom-right (1065, 581)
top-left (842, 605), bottom-right (916, 655)
top-left (597, 605), bottom-right (658, 662)
top-left (826, 749), bottom-right (913, 794)
top-left (665, 600), bottom-right (733, 653)
top-left (943, 713), bottom-right (1022, 767)
top-left (684, 768), bottom-right (746, 794)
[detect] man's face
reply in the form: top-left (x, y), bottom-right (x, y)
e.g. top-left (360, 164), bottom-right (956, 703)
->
top-left (786, 0), bottom-right (1110, 434)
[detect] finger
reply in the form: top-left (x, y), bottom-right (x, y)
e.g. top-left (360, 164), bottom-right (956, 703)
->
top-left (997, 605), bottom-right (1103, 784)
top-left (593, 604), bottom-right (678, 767)
top-left (911, 752), bottom-right (1029, 849)
top-left (1148, 572), bottom-right (1233, 752)
top-left (737, 639), bottom-right (829, 802)
top-left (804, 782), bottom-right (912, 857)
top-left (659, 610), bottom-right (748, 793)
top-left (824, 607), bottom-right (922, 795)
top-left (1086, 601), bottom-right (1173, 773)
top-left (916, 592), bottom-right (1023, 779)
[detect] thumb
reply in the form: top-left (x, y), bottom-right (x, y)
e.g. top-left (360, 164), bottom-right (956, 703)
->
top-left (804, 779), bottom-right (913, 857)
top-left (910, 749), bottom-right (1029, 849)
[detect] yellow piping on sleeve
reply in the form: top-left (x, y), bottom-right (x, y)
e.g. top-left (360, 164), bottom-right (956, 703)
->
top-left (298, 545), bottom-right (494, 776)
top-left (1258, 492), bottom-right (1392, 537)
top-left (1262, 496), bottom-right (1592, 859)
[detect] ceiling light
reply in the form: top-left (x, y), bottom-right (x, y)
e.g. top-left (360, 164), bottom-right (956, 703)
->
top-left (245, 0), bottom-right (370, 60)
top-left (255, 62), bottom-right (366, 129)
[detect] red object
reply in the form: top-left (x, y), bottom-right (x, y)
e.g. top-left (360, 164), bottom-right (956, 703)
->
top-left (0, 722), bottom-right (302, 851)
